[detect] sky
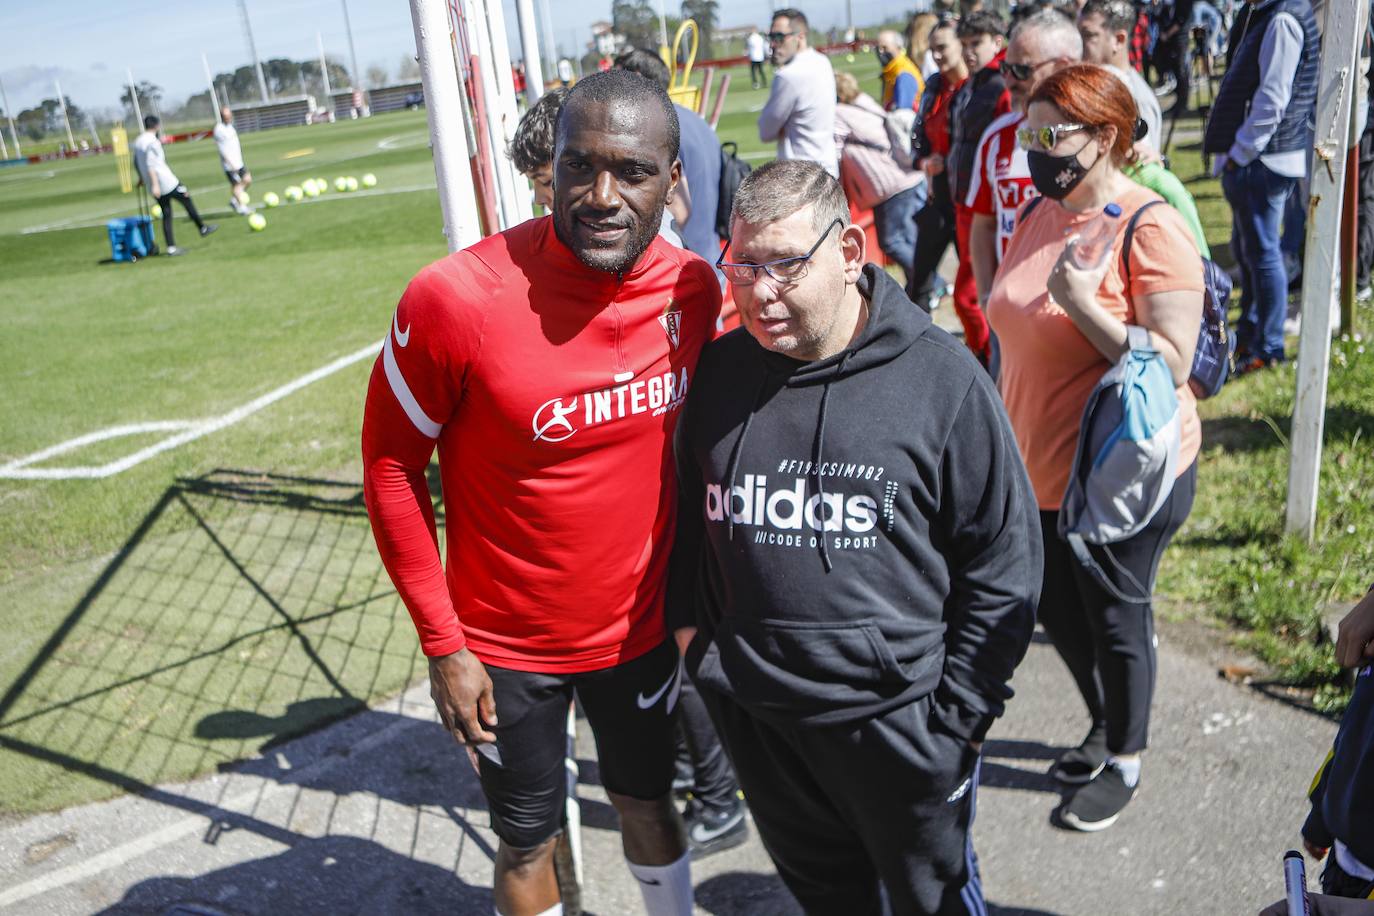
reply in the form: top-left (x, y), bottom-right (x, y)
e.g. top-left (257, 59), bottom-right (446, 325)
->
top-left (0, 0), bottom-right (912, 118)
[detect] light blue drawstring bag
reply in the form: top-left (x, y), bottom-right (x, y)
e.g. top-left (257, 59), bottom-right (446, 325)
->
top-left (1058, 325), bottom-right (1181, 603)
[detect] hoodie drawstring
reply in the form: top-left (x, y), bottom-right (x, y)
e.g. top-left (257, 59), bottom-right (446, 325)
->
top-left (724, 370), bottom-right (773, 544)
top-left (810, 351), bottom-right (851, 573)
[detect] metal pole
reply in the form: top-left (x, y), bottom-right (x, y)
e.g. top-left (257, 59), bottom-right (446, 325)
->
top-left (318, 32), bottom-right (334, 97)
top-left (657, 0), bottom-right (669, 50)
top-left (342, 0), bottom-right (366, 102)
top-left (55, 80), bottom-right (76, 150)
top-left (538, 0), bottom-right (557, 84)
top-left (464, 0), bottom-right (523, 229)
top-left (407, 0), bottom-right (482, 250)
top-left (126, 68), bottom-right (144, 127)
top-left (237, 0), bottom-right (271, 102)
top-left (87, 113), bottom-right (101, 148)
top-left (1341, 145), bottom-right (1358, 335)
top-left (1285, 0), bottom-right (1363, 539)
top-left (202, 53), bottom-right (221, 113)
top-left (0, 75), bottom-right (18, 157)
top-left (514, 0), bottom-right (545, 103)
top-left (0, 121), bottom-right (7, 159)
top-left (482, 0), bottom-right (534, 221)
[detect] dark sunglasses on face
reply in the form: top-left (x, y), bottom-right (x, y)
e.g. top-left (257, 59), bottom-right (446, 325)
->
top-left (1000, 59), bottom-right (1038, 81)
top-left (768, 31), bottom-right (794, 42)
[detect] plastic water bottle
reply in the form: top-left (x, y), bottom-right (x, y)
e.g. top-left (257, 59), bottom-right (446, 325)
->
top-left (1071, 203), bottom-right (1124, 269)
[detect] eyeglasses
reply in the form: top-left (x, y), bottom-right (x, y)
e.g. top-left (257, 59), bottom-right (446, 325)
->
top-left (1016, 122), bottom-right (1089, 150)
top-left (999, 58), bottom-right (1047, 81)
top-left (717, 218), bottom-right (843, 287)
top-left (767, 30), bottom-right (794, 43)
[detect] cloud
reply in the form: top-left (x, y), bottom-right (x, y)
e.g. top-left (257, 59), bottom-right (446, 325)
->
top-left (91, 62), bottom-right (108, 72)
top-left (2, 64), bottom-right (67, 94)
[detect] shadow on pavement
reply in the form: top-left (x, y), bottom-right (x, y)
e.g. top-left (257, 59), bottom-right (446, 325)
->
top-left (692, 871), bottom-right (1062, 915)
top-left (694, 871), bottom-right (801, 915)
top-left (93, 834), bottom-right (491, 914)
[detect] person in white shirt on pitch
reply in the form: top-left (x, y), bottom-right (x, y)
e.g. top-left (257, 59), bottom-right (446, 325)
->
top-left (213, 106), bottom-right (252, 216)
top-left (132, 115), bottom-right (216, 256)
top-left (747, 28), bottom-right (769, 89)
top-left (758, 8), bottom-right (839, 178)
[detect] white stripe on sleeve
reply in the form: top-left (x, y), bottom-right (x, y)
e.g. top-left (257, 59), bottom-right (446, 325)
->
top-left (382, 332), bottom-right (443, 438)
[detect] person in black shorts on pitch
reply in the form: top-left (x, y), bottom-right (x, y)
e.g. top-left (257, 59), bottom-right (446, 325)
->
top-left (214, 106), bottom-right (252, 216)
top-left (131, 115), bottom-right (216, 256)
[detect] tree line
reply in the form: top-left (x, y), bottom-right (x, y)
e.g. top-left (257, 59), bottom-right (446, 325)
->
top-left (2, 52), bottom-right (424, 146)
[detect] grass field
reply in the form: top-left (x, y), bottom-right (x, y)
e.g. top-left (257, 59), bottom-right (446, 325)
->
top-left (0, 52), bottom-right (1368, 817)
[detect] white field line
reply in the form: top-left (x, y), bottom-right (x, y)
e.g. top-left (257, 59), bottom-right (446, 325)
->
top-left (16, 130), bottom-right (432, 236)
top-left (0, 168), bottom-right (56, 184)
top-left (20, 183), bottom-right (436, 236)
top-left (0, 694), bottom-right (436, 909)
top-left (377, 130), bottom-right (429, 150)
top-left (0, 341), bottom-right (381, 481)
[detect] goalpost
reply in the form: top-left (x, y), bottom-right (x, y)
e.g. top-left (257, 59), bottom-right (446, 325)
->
top-left (407, 0), bottom-right (534, 253)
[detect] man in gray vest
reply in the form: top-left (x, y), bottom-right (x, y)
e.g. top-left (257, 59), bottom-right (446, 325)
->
top-left (1203, 0), bottom-right (1319, 374)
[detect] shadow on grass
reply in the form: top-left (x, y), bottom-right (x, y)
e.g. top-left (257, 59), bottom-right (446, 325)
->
top-left (1201, 405), bottom-right (1374, 455)
top-left (0, 468), bottom-right (521, 911)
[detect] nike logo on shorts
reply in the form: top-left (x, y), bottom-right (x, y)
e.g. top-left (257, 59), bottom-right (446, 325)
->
top-left (636, 659), bottom-right (682, 712)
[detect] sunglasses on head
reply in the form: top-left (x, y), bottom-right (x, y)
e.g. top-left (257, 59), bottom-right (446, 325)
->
top-left (1016, 122), bottom-right (1089, 150)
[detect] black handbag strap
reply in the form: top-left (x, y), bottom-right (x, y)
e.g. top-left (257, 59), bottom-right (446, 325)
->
top-left (1120, 198), bottom-right (1167, 285)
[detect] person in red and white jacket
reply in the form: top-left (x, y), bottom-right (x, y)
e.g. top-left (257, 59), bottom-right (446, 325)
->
top-left (362, 70), bottom-right (719, 916)
top-left (968, 9), bottom-right (1082, 355)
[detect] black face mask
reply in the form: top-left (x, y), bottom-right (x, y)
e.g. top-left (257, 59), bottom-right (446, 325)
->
top-left (1026, 141), bottom-right (1099, 200)
top-left (876, 49), bottom-right (894, 66)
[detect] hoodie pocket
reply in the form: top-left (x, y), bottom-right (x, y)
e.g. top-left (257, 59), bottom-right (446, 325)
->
top-left (700, 617), bottom-right (924, 721)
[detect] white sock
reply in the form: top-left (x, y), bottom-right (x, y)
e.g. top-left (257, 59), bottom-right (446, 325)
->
top-left (626, 851), bottom-right (693, 915)
top-left (1110, 755), bottom-right (1141, 788)
top-left (494, 905), bottom-right (562, 916)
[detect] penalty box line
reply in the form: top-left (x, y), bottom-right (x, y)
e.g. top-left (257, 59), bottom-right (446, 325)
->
top-left (0, 341), bottom-right (382, 481)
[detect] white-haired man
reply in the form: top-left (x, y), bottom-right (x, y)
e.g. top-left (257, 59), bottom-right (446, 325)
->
top-left (967, 8), bottom-right (1083, 346)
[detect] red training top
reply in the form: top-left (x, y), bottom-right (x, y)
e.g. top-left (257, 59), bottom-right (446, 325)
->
top-left (967, 110), bottom-right (1034, 261)
top-left (362, 216), bottom-right (721, 673)
top-left (925, 73), bottom-right (966, 158)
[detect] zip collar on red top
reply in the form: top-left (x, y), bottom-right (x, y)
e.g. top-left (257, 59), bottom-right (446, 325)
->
top-left (532, 215), bottom-right (662, 286)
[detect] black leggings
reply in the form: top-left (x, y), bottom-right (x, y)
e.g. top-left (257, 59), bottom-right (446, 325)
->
top-left (907, 174), bottom-right (955, 306)
top-left (1036, 462), bottom-right (1197, 756)
top-left (157, 186), bottom-right (204, 247)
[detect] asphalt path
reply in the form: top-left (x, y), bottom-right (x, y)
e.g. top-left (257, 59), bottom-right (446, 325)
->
top-left (0, 620), bottom-right (1338, 916)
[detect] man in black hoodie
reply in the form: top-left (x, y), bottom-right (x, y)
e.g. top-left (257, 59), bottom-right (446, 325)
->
top-left (667, 159), bottom-right (1042, 915)
top-left (1300, 589), bottom-right (1374, 899)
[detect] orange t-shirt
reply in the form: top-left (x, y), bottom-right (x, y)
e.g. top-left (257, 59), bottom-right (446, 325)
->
top-left (986, 184), bottom-right (1204, 510)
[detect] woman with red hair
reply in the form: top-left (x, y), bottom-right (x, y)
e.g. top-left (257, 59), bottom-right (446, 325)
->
top-left (986, 64), bottom-right (1204, 832)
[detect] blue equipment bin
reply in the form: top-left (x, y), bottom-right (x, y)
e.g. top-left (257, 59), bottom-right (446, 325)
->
top-left (107, 216), bottom-right (154, 262)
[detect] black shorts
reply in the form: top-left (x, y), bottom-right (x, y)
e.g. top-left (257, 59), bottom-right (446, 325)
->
top-left (224, 166), bottom-right (250, 185)
top-left (476, 639), bottom-right (681, 848)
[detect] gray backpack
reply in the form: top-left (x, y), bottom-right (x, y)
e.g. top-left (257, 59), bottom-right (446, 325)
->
top-left (1058, 326), bottom-right (1181, 603)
